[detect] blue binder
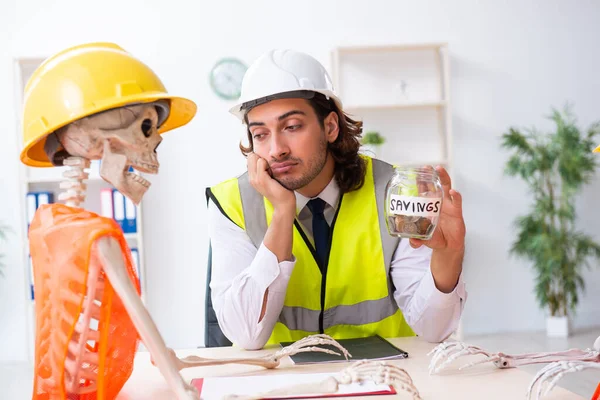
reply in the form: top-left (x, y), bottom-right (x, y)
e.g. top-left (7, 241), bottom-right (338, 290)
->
top-left (112, 189), bottom-right (126, 232)
top-left (26, 191), bottom-right (54, 229)
top-left (29, 255), bottom-right (35, 301)
top-left (112, 189), bottom-right (137, 234)
top-left (130, 248), bottom-right (141, 290)
top-left (26, 192), bottom-right (54, 301)
top-left (124, 196), bottom-right (137, 234)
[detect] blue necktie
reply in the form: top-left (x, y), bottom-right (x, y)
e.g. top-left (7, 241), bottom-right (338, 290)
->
top-left (307, 198), bottom-right (330, 269)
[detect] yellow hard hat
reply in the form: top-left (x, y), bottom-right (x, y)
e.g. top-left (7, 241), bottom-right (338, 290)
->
top-left (595, 144), bottom-right (600, 153)
top-left (20, 42), bottom-right (197, 167)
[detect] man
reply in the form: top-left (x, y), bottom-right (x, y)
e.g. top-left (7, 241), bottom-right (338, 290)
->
top-left (206, 49), bottom-right (467, 350)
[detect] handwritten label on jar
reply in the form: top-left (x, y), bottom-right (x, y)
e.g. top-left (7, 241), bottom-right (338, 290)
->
top-left (388, 194), bottom-right (442, 217)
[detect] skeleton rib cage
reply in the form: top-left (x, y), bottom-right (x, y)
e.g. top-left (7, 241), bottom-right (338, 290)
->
top-left (30, 202), bottom-right (141, 399)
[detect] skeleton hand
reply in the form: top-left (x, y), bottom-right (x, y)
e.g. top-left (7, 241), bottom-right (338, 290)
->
top-left (166, 334), bottom-right (351, 371)
top-left (526, 360), bottom-right (600, 400)
top-left (428, 340), bottom-right (501, 374)
top-left (428, 338), bottom-right (600, 375)
top-left (338, 360), bottom-right (422, 399)
top-left (269, 334), bottom-right (351, 363)
top-left (223, 360), bottom-right (421, 400)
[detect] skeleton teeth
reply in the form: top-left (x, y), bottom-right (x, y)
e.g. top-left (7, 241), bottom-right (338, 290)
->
top-left (130, 161), bottom-right (158, 173)
top-left (127, 172), bottom-right (150, 188)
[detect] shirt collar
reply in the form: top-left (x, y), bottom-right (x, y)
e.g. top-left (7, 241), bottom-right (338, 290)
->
top-left (295, 177), bottom-right (340, 215)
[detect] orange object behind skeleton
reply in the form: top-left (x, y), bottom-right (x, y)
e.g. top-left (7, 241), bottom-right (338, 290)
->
top-left (29, 203), bottom-right (141, 399)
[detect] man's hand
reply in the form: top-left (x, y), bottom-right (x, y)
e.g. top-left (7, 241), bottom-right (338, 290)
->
top-left (410, 165), bottom-right (465, 293)
top-left (410, 165), bottom-right (465, 252)
top-left (247, 153), bottom-right (297, 320)
top-left (248, 153), bottom-right (296, 214)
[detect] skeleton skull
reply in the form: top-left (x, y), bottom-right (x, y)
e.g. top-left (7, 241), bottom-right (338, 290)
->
top-left (45, 101), bottom-right (169, 204)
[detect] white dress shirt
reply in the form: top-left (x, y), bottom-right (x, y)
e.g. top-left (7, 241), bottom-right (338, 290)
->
top-left (208, 177), bottom-right (467, 350)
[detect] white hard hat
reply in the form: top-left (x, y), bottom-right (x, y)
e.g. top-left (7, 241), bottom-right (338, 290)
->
top-left (229, 49), bottom-right (343, 122)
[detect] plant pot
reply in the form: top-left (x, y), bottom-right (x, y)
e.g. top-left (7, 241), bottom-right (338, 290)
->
top-left (546, 315), bottom-right (571, 337)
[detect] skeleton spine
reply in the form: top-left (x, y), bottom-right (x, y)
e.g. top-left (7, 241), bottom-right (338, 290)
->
top-left (58, 156), bottom-right (91, 208)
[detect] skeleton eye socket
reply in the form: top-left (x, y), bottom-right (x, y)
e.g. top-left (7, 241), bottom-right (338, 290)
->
top-left (141, 119), bottom-right (153, 138)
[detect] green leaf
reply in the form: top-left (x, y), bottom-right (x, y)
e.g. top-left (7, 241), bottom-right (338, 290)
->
top-left (361, 131), bottom-right (385, 145)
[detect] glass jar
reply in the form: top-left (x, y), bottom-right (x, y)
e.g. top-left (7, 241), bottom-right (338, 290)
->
top-left (384, 166), bottom-right (444, 240)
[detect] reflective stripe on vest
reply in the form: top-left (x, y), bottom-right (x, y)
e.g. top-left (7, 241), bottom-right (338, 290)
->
top-left (208, 156), bottom-right (416, 342)
top-left (279, 295), bottom-right (400, 331)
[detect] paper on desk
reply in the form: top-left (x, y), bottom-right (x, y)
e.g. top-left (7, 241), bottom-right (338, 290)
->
top-left (191, 372), bottom-right (396, 399)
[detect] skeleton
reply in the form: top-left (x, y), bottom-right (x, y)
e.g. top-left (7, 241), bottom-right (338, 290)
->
top-left (34, 102), bottom-right (353, 399)
top-left (220, 360), bottom-right (422, 400)
top-left (427, 335), bottom-right (600, 399)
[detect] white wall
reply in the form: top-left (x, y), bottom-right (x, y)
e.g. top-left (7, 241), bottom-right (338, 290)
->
top-left (1, 0), bottom-right (600, 362)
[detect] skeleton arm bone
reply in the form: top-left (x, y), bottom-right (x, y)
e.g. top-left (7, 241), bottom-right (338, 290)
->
top-left (96, 236), bottom-right (199, 400)
top-left (167, 334), bottom-right (351, 371)
top-left (428, 340), bottom-right (600, 374)
top-left (480, 349), bottom-right (599, 369)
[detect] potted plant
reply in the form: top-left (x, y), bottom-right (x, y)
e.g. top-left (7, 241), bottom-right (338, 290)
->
top-left (361, 131), bottom-right (386, 158)
top-left (501, 104), bottom-right (600, 337)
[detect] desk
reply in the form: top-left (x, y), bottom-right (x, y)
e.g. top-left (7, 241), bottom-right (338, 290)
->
top-left (119, 337), bottom-right (585, 399)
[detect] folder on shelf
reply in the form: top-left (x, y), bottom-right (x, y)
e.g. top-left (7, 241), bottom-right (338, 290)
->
top-left (26, 193), bottom-right (36, 228)
top-left (111, 189), bottom-right (137, 234)
top-left (112, 189), bottom-right (126, 232)
top-left (26, 191), bottom-right (54, 229)
top-left (100, 188), bottom-right (138, 235)
top-left (37, 192), bottom-right (53, 206)
top-left (130, 248), bottom-right (140, 288)
top-left (29, 255), bottom-right (34, 301)
top-left (124, 196), bottom-right (137, 234)
top-left (100, 188), bottom-right (114, 218)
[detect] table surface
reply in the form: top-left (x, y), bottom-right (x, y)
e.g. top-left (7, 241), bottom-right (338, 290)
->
top-left (118, 337), bottom-right (586, 400)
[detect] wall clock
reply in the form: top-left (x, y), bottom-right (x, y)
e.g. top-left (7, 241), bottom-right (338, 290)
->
top-left (209, 57), bottom-right (248, 101)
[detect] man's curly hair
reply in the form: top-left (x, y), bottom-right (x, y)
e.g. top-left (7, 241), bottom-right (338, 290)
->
top-left (239, 92), bottom-right (366, 193)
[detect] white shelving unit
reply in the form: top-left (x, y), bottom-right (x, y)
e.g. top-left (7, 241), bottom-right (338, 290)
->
top-left (13, 57), bottom-right (148, 360)
top-left (330, 43), bottom-right (462, 340)
top-left (331, 43), bottom-right (453, 175)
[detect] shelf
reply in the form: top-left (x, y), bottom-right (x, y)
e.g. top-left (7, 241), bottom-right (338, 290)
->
top-left (345, 101), bottom-right (446, 113)
top-left (332, 41), bottom-right (453, 181)
top-left (336, 43), bottom-right (447, 55)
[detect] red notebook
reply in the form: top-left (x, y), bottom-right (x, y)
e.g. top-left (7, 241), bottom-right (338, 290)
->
top-left (191, 372), bottom-right (396, 399)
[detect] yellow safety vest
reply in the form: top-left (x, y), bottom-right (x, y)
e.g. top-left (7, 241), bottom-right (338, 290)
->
top-left (207, 156), bottom-right (416, 345)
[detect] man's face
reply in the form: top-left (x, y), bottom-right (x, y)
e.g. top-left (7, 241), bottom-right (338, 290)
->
top-left (246, 98), bottom-right (330, 190)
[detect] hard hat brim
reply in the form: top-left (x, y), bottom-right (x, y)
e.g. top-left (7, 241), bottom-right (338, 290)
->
top-left (20, 94), bottom-right (197, 167)
top-left (229, 89), bottom-right (343, 122)
top-left (594, 144), bottom-right (600, 153)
